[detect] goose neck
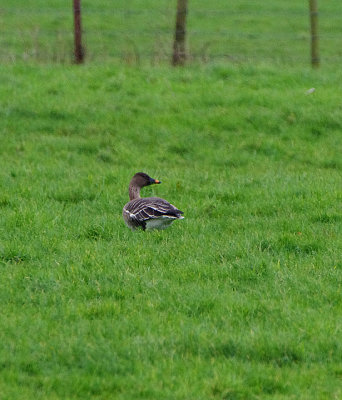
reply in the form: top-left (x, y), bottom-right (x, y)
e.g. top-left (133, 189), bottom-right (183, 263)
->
top-left (129, 184), bottom-right (141, 200)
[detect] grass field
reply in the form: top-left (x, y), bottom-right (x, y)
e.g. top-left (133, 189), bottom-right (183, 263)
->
top-left (0, 62), bottom-right (342, 399)
top-left (1, 0), bottom-right (342, 65)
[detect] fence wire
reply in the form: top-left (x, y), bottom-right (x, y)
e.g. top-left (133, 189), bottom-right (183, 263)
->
top-left (1, 4), bottom-right (342, 65)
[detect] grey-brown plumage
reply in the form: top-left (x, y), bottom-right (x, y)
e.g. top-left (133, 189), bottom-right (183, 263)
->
top-left (122, 172), bottom-right (184, 231)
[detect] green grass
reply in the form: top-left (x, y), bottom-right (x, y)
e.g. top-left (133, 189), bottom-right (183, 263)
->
top-left (1, 0), bottom-right (342, 65)
top-left (0, 63), bottom-right (342, 399)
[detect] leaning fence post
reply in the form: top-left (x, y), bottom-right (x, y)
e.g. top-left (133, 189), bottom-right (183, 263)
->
top-left (73, 0), bottom-right (84, 64)
top-left (172, 0), bottom-right (188, 66)
top-left (309, 0), bottom-right (319, 68)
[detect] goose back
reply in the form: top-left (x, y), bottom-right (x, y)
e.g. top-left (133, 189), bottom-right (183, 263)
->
top-left (123, 197), bottom-right (184, 231)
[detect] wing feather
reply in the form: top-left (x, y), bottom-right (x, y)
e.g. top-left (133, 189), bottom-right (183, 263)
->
top-left (124, 197), bottom-right (183, 222)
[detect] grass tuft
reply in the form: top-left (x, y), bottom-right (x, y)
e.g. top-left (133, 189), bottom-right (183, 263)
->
top-left (0, 250), bottom-right (30, 264)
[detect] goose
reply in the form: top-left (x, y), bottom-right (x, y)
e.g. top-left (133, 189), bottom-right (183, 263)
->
top-left (122, 172), bottom-right (184, 231)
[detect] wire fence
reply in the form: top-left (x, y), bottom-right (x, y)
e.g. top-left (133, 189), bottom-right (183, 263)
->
top-left (1, 3), bottom-right (342, 66)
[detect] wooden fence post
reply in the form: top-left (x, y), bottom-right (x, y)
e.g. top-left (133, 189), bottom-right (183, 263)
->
top-left (73, 0), bottom-right (84, 64)
top-left (172, 0), bottom-right (188, 66)
top-left (309, 0), bottom-right (319, 68)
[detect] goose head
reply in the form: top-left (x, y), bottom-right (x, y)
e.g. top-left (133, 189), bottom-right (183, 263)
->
top-left (131, 172), bottom-right (161, 188)
top-left (129, 172), bottom-right (161, 200)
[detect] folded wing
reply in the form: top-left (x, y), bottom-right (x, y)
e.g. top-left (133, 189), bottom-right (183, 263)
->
top-left (125, 197), bottom-right (184, 224)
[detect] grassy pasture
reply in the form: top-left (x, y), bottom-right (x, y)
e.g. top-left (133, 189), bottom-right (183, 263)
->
top-left (0, 63), bottom-right (342, 399)
top-left (1, 0), bottom-right (342, 64)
